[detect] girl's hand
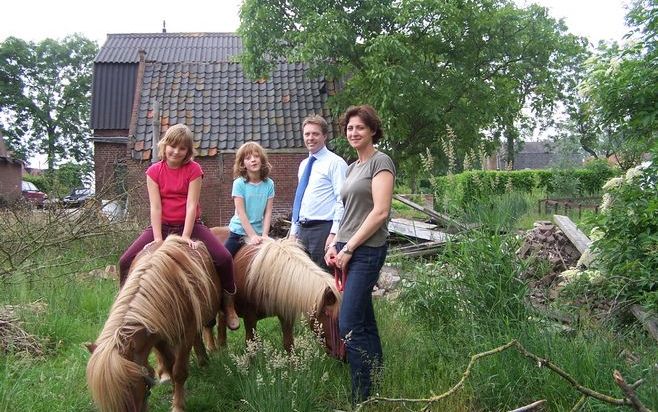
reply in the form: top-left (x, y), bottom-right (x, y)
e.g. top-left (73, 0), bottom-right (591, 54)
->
top-left (247, 235), bottom-right (262, 245)
top-left (182, 236), bottom-right (198, 249)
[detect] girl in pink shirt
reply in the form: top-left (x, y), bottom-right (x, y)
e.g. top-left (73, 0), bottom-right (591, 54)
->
top-left (118, 123), bottom-right (239, 330)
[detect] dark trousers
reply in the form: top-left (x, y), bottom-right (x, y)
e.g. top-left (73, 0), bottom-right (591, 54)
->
top-left (224, 231), bottom-right (244, 257)
top-left (297, 221), bottom-right (332, 270)
top-left (337, 242), bottom-right (387, 403)
top-left (118, 221), bottom-right (236, 293)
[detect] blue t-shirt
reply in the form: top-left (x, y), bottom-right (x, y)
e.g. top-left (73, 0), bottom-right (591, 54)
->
top-left (228, 177), bottom-right (275, 235)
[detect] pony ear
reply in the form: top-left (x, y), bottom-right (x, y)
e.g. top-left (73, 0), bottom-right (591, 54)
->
top-left (85, 341), bottom-right (97, 353)
top-left (322, 286), bottom-right (337, 306)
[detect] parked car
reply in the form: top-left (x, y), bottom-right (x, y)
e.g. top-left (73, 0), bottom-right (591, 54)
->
top-left (21, 181), bottom-right (47, 208)
top-left (62, 187), bottom-right (94, 207)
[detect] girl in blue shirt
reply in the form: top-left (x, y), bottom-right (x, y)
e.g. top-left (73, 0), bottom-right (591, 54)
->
top-left (225, 142), bottom-right (275, 256)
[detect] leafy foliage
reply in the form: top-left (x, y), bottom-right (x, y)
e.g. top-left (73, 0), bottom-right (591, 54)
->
top-left (238, 0), bottom-right (587, 184)
top-left (579, 0), bottom-right (658, 167)
top-left (592, 147), bottom-right (658, 310)
top-left (433, 165), bottom-right (617, 210)
top-left (0, 35), bottom-right (98, 169)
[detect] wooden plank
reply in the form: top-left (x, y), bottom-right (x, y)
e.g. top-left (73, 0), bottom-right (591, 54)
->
top-left (389, 241), bottom-right (445, 258)
top-left (393, 194), bottom-right (467, 230)
top-left (388, 219), bottom-right (450, 242)
top-left (390, 217), bottom-right (437, 230)
top-left (553, 214), bottom-right (591, 254)
top-left (630, 304), bottom-right (658, 343)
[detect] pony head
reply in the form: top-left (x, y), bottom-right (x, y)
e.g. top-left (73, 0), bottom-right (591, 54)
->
top-left (86, 340), bottom-right (156, 412)
top-left (311, 286), bottom-right (344, 361)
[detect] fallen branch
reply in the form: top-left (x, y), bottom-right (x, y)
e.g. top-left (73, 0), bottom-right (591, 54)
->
top-left (613, 370), bottom-right (653, 412)
top-left (352, 340), bottom-right (652, 412)
top-left (507, 399), bottom-right (545, 411)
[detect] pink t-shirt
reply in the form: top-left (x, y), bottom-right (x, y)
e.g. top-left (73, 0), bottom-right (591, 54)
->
top-left (146, 160), bottom-right (203, 225)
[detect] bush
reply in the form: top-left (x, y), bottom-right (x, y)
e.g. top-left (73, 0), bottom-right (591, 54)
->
top-left (592, 155), bottom-right (658, 310)
top-left (432, 165), bottom-right (618, 211)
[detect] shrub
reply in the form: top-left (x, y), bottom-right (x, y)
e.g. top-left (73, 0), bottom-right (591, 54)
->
top-left (592, 155), bottom-right (658, 310)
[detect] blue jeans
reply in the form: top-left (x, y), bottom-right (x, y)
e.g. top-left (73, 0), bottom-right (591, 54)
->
top-left (337, 242), bottom-right (387, 403)
top-left (224, 231), bottom-right (244, 257)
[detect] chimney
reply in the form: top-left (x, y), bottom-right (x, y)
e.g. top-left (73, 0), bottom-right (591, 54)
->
top-left (162, 20), bottom-right (167, 33)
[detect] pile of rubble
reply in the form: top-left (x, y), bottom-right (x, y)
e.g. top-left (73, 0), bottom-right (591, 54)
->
top-left (516, 221), bottom-right (581, 304)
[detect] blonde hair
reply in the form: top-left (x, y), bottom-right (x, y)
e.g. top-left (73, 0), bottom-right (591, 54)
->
top-left (156, 124), bottom-right (197, 163)
top-left (233, 142), bottom-right (272, 180)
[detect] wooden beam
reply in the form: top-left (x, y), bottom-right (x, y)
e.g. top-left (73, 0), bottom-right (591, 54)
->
top-left (630, 304), bottom-right (658, 343)
top-left (389, 240), bottom-right (446, 258)
top-left (552, 214), bottom-right (591, 254)
top-left (388, 218), bottom-right (450, 242)
top-left (393, 194), bottom-right (467, 231)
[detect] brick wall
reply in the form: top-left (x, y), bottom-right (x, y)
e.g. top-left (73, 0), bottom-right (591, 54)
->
top-left (0, 161), bottom-right (22, 202)
top-left (94, 142), bottom-right (129, 198)
top-left (113, 150), bottom-right (306, 228)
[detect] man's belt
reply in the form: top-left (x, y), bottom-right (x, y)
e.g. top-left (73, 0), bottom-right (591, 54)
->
top-left (298, 219), bottom-right (332, 228)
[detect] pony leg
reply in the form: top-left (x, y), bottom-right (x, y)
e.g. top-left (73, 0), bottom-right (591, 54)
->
top-left (216, 313), bottom-right (227, 348)
top-left (154, 341), bottom-right (175, 383)
top-left (171, 346), bottom-right (191, 412)
top-left (279, 316), bottom-right (294, 353)
top-left (202, 325), bottom-right (216, 352)
top-left (243, 313), bottom-right (258, 343)
top-left (194, 334), bottom-right (209, 367)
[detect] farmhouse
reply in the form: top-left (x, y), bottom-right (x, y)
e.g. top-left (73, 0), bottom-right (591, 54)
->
top-left (0, 135), bottom-right (23, 203)
top-left (91, 32), bottom-right (336, 226)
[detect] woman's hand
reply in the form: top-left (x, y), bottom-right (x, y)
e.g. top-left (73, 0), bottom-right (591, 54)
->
top-left (335, 249), bottom-right (352, 272)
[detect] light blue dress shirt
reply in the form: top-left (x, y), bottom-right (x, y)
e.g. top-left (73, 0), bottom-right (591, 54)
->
top-left (290, 146), bottom-right (348, 236)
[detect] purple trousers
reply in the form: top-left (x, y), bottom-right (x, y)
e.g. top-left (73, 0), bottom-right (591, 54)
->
top-left (118, 221), bottom-right (235, 293)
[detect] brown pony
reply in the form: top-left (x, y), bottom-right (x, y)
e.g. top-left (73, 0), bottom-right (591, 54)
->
top-left (86, 235), bottom-right (221, 412)
top-left (205, 227), bottom-right (344, 360)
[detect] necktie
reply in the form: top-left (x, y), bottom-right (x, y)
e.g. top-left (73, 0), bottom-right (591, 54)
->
top-left (292, 155), bottom-right (316, 223)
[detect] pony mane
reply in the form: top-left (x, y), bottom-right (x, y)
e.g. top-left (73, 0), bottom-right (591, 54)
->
top-left (87, 235), bottom-right (218, 411)
top-left (243, 238), bottom-right (341, 322)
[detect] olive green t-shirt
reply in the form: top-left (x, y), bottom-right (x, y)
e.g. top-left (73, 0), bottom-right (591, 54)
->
top-left (335, 151), bottom-right (396, 247)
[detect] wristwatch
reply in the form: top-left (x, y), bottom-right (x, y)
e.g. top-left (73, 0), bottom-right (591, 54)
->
top-left (342, 245), bottom-right (353, 255)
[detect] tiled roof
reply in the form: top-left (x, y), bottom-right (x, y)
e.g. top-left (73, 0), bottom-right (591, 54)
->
top-left (95, 33), bottom-right (242, 63)
top-left (132, 61), bottom-right (329, 159)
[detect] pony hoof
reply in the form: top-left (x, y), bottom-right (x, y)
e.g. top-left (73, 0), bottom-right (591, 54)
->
top-left (159, 373), bottom-right (172, 384)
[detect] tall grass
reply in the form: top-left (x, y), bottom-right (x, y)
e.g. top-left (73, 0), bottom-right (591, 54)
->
top-left (1, 217), bottom-right (656, 411)
top-left (396, 229), bottom-right (658, 410)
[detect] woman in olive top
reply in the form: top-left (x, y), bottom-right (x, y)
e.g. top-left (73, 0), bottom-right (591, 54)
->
top-left (324, 105), bottom-right (395, 403)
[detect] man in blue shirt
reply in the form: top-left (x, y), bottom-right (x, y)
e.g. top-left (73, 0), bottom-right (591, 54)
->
top-left (290, 115), bottom-right (348, 269)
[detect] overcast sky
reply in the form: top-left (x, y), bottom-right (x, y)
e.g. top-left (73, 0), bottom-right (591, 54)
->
top-left (2, 0), bottom-right (630, 47)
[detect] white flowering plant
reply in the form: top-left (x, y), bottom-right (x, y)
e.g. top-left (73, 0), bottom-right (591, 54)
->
top-left (592, 148), bottom-right (658, 310)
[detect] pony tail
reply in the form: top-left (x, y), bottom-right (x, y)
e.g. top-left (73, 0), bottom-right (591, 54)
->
top-left (87, 341), bottom-right (145, 411)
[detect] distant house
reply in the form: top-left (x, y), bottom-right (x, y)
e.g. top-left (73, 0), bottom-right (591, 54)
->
top-left (91, 32), bottom-right (335, 226)
top-left (488, 141), bottom-right (581, 170)
top-left (0, 135), bottom-right (23, 203)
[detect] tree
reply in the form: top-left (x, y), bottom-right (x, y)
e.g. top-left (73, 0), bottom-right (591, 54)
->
top-left (580, 0), bottom-right (658, 168)
top-left (0, 34), bottom-right (98, 170)
top-left (238, 0), bottom-right (586, 184)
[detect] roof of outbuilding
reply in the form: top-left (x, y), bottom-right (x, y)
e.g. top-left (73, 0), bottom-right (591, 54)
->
top-left (95, 33), bottom-right (243, 63)
top-left (131, 60), bottom-right (330, 159)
